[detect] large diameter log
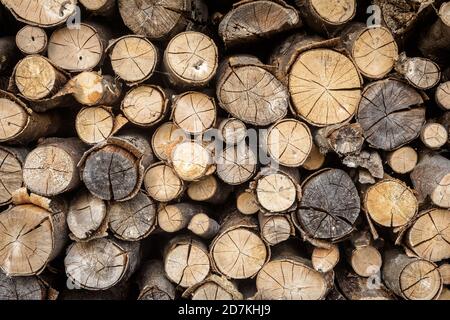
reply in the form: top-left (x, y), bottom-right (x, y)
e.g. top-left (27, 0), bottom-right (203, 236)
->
top-left (0, 189), bottom-right (68, 276)
top-left (288, 49), bottom-right (362, 127)
top-left (163, 31), bottom-right (218, 88)
top-left (364, 179), bottom-right (418, 228)
top-left (65, 238), bottom-right (140, 291)
top-left (410, 153), bottom-right (450, 208)
top-left (48, 23), bottom-right (111, 72)
top-left (0, 0), bottom-right (77, 27)
top-left (387, 146), bottom-right (418, 174)
top-left (258, 212), bottom-right (294, 246)
top-left (382, 249), bottom-right (442, 300)
top-left (357, 79), bottom-right (425, 151)
top-left (216, 55), bottom-right (289, 126)
top-left (157, 203), bottom-right (205, 233)
top-left (137, 260), bottom-right (176, 300)
top-left (15, 26), bottom-right (48, 55)
top-left (405, 208), bottom-right (450, 262)
top-left (183, 274), bottom-right (243, 300)
top-left (218, 0), bottom-right (301, 47)
top-left (164, 236), bottom-right (211, 288)
top-left (0, 146), bottom-right (27, 206)
top-left (295, 168), bottom-right (360, 242)
top-left (0, 272), bottom-right (46, 300)
top-left (0, 37), bottom-right (16, 74)
top-left (23, 138), bottom-right (87, 197)
top-left (144, 162), bottom-right (184, 202)
top-left (187, 175), bottom-right (232, 204)
top-left (216, 142), bottom-right (257, 185)
top-left (0, 90), bottom-right (60, 145)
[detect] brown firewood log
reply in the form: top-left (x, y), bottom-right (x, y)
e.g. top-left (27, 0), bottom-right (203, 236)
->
top-left (15, 26), bottom-right (48, 55)
top-left (182, 274), bottom-right (243, 300)
top-left (0, 145), bottom-right (27, 206)
top-left (137, 260), bottom-right (176, 300)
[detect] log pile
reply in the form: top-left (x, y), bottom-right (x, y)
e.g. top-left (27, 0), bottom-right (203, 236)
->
top-left (0, 0), bottom-right (449, 301)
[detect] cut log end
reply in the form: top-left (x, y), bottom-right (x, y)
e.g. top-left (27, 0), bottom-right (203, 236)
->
top-left (387, 146), bottom-right (418, 174)
top-left (0, 147), bottom-right (24, 205)
top-left (420, 123), bottom-right (448, 149)
top-left (218, 118), bottom-right (247, 145)
top-left (256, 172), bottom-right (297, 213)
top-left (311, 244), bottom-right (340, 273)
top-left (172, 92), bottom-right (216, 134)
top-left (76, 106), bottom-right (114, 145)
top-left (152, 122), bottom-right (188, 161)
top-left (216, 143), bottom-right (257, 185)
top-left (16, 25), bottom-right (47, 55)
top-left (144, 163), bottom-right (184, 202)
top-left (436, 82), bottom-right (450, 110)
top-left (350, 246), bottom-right (382, 277)
top-left (171, 141), bottom-right (213, 182)
top-left (236, 190), bottom-right (260, 215)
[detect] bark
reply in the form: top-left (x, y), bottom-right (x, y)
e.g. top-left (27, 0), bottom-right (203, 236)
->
top-left (137, 260), bottom-right (176, 300)
top-left (0, 272), bottom-right (47, 300)
top-left (15, 26), bottom-right (48, 55)
top-left (315, 122), bottom-right (364, 156)
top-left (342, 150), bottom-right (384, 179)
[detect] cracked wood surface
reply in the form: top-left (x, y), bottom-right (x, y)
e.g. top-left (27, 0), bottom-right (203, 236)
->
top-left (144, 162), bottom-right (184, 202)
top-left (75, 106), bottom-right (114, 145)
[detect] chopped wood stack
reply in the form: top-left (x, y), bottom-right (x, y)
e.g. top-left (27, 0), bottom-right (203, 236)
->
top-left (0, 0), bottom-right (449, 301)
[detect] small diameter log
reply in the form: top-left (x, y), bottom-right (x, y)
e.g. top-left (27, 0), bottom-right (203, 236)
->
top-left (62, 72), bottom-right (122, 107)
top-left (364, 178), bottom-right (418, 228)
top-left (0, 90), bottom-right (60, 145)
top-left (75, 106), bottom-right (119, 145)
top-left (109, 191), bottom-right (157, 241)
top-left (0, 37), bottom-right (16, 74)
top-left (16, 25), bottom-right (47, 55)
top-left (23, 138), bottom-right (86, 197)
top-left (236, 190), bottom-right (259, 215)
top-left (65, 238), bottom-right (140, 291)
top-left (289, 49), bottom-right (362, 127)
top-left (265, 119), bottom-right (312, 167)
top-left (157, 203), bottom-right (205, 233)
top-left (172, 91), bottom-right (216, 134)
top-left (420, 122), bottom-right (448, 150)
top-left (122, 85), bottom-right (169, 128)
top-left (219, 56), bottom-right (290, 127)
top-left (80, 0), bottom-right (116, 16)
top-left (109, 36), bottom-right (158, 85)
top-left (187, 175), bottom-right (232, 204)
top-left (311, 244), bottom-right (340, 273)
top-left (343, 150), bottom-right (384, 179)
top-left (315, 123), bottom-right (364, 156)
top-left (357, 79), bottom-right (425, 151)
top-left (164, 236), bottom-right (211, 288)
top-left (439, 288), bottom-right (450, 300)
top-left (182, 274), bottom-right (243, 300)
top-left (218, 118), bottom-right (247, 145)
top-left (0, 272), bottom-right (46, 300)
top-left (216, 142), bottom-right (257, 185)
top-left (295, 168), bottom-right (360, 242)
top-left (439, 264), bottom-right (450, 285)
top-left (294, 0), bottom-right (356, 35)
top-left (137, 260), bottom-right (176, 300)
top-left (170, 141), bottom-right (214, 182)
top-left (258, 212), bottom-right (294, 246)
top-left (0, 189), bottom-right (67, 276)
top-left (387, 146), bottom-right (418, 174)
top-left (210, 212), bottom-right (269, 280)
top-left (144, 163), bottom-right (184, 202)
top-left (188, 213), bottom-right (220, 239)
top-left (218, 0), bottom-right (300, 47)
top-left (48, 23), bottom-right (111, 72)
top-left (152, 122), bottom-right (188, 161)
top-left (382, 249), bottom-right (442, 300)
top-left (303, 143), bottom-right (325, 171)
top-left (395, 53), bottom-right (441, 90)
top-left (405, 208), bottom-right (450, 262)
top-left (436, 82), bottom-right (450, 110)
top-left (67, 189), bottom-right (108, 241)
top-left (410, 153), bottom-right (450, 208)
top-left (347, 231), bottom-right (382, 277)
top-left (0, 146), bottom-right (27, 206)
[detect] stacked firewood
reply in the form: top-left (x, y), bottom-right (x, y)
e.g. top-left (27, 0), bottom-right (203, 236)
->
top-left (0, 0), bottom-right (449, 300)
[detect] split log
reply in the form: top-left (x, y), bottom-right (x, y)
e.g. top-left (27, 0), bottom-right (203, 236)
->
top-left (0, 189), bottom-right (68, 276)
top-left (0, 272), bottom-right (46, 300)
top-left (157, 203), bottom-right (205, 233)
top-left (187, 175), bottom-right (232, 204)
top-left (405, 208), bottom-right (450, 262)
top-left (288, 48), bottom-right (362, 127)
top-left (382, 249), bottom-right (442, 300)
top-left (163, 31), bottom-right (218, 88)
top-left (0, 90), bottom-right (60, 145)
top-left (171, 91), bottom-right (216, 134)
top-left (0, 37), bottom-right (16, 74)
top-left (80, 0), bottom-right (116, 17)
top-left (357, 79), bottom-right (426, 151)
top-left (144, 162), bottom-right (184, 202)
top-left (420, 122), bottom-right (448, 150)
top-left (170, 141), bottom-right (214, 182)
top-left (48, 23), bottom-right (111, 72)
top-left (258, 212), bottom-right (294, 246)
top-left (311, 244), bottom-right (340, 273)
top-left (216, 142), bottom-right (257, 185)
top-left (218, 0), bottom-right (301, 47)
top-left (164, 236), bottom-right (211, 288)
top-left (122, 85), bottom-right (169, 128)
top-left (347, 231), bottom-right (382, 277)
top-left (23, 138), bottom-right (86, 197)
top-left (236, 189), bottom-right (259, 215)
top-left (109, 36), bottom-right (158, 85)
top-left (315, 123), bottom-right (364, 156)
top-left (302, 143), bottom-right (326, 171)
top-left (395, 53), bottom-right (441, 90)
top-left (16, 25), bottom-right (48, 55)
top-left (387, 146), bottom-right (418, 174)
top-left (436, 81), bottom-right (450, 110)
top-left (137, 260), bottom-right (176, 300)
top-left (0, 146), bottom-right (27, 206)
top-left (182, 274), bottom-right (243, 300)
top-left (216, 55), bottom-right (289, 126)
top-left (65, 238), bottom-right (140, 291)
top-left (364, 178), bottom-right (417, 228)
top-left (410, 153), bottom-right (450, 208)
top-left (217, 118), bottom-right (247, 146)
top-left (188, 213), bottom-right (220, 239)
top-left (67, 189), bottom-right (108, 242)
top-left (295, 168), bottom-right (360, 242)
top-left (151, 122), bottom-right (188, 161)
top-left (210, 212), bottom-right (269, 279)
top-left (342, 150), bottom-right (384, 179)
top-left (109, 191), bottom-right (157, 241)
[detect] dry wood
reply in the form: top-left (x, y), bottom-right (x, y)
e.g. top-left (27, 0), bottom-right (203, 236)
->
top-left (144, 162), bottom-right (184, 202)
top-left (258, 212), bottom-right (294, 246)
top-left (216, 142), bottom-right (257, 185)
top-left (357, 79), bottom-right (425, 151)
top-left (75, 106), bottom-right (118, 145)
top-left (347, 231), bottom-right (382, 277)
top-left (157, 203), bottom-right (205, 233)
top-left (289, 48), bottom-right (362, 127)
top-left (302, 143), bottom-right (325, 171)
top-left (343, 150), bottom-right (384, 179)
top-left (0, 272), bottom-right (46, 300)
top-left (236, 189), bottom-right (259, 215)
top-left (436, 81), bottom-right (450, 110)
top-left (170, 141), bottom-right (214, 182)
top-left (188, 213), bottom-right (220, 239)
top-left (65, 238), bottom-right (140, 291)
top-left (164, 236), bottom-right (211, 288)
top-left (382, 249), bottom-right (442, 300)
top-left (217, 118), bottom-right (247, 146)
top-left (15, 26), bottom-right (47, 55)
top-left (187, 175), bottom-right (232, 204)
top-left (420, 122), bottom-right (448, 149)
top-left (182, 274), bottom-right (243, 300)
top-left (439, 264), bottom-right (450, 285)
top-left (0, 37), bottom-right (16, 74)
top-left (216, 55), bottom-right (289, 126)
top-left (387, 146), bottom-right (418, 174)
top-left (315, 122), bottom-right (364, 156)
top-left (395, 53), bottom-right (441, 90)
top-left (151, 122), bottom-right (188, 161)
top-left (311, 244), bottom-right (340, 273)
top-left (438, 288), bottom-right (450, 300)
top-left (80, 0), bottom-right (116, 16)
top-left (137, 260), bottom-right (176, 300)
top-left (0, 145), bottom-right (27, 206)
